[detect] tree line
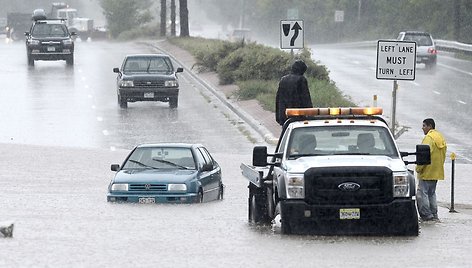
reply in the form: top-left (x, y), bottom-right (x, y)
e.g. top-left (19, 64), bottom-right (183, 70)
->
top-left (98, 0), bottom-right (471, 44)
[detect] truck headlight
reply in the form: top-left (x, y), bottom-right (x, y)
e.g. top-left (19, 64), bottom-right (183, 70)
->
top-left (168, 184), bottom-right (187, 192)
top-left (165, 80), bottom-right (178, 87)
top-left (111, 183), bottom-right (128, 191)
top-left (120, 80), bottom-right (134, 87)
top-left (29, 39), bottom-right (40, 45)
top-left (393, 173), bottom-right (409, 197)
top-left (286, 174), bottom-right (304, 199)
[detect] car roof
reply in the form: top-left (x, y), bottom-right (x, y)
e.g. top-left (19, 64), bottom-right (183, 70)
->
top-left (125, 54), bottom-right (170, 59)
top-left (401, 31), bottom-right (432, 35)
top-left (34, 20), bottom-right (66, 25)
top-left (136, 143), bottom-right (204, 149)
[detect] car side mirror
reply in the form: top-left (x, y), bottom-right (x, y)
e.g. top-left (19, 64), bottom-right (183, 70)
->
top-left (24, 32), bottom-right (30, 37)
top-left (176, 67), bottom-right (183, 73)
top-left (113, 67), bottom-right (120, 73)
top-left (111, 164), bottom-right (120, 171)
top-left (202, 163), bottom-right (213, 172)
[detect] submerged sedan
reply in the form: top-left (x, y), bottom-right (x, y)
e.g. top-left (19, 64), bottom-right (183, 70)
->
top-left (107, 143), bottom-right (223, 203)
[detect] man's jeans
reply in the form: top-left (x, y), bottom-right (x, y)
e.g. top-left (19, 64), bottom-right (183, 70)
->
top-left (416, 179), bottom-right (438, 219)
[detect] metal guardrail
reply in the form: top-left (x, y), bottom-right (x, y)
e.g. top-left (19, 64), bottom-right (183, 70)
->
top-left (326, 39), bottom-right (472, 55)
top-left (436, 39), bottom-right (472, 54)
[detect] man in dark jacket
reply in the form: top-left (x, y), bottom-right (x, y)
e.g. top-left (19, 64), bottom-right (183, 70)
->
top-left (275, 60), bottom-right (313, 125)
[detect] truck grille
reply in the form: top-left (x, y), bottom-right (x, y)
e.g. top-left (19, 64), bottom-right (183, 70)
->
top-left (129, 183), bottom-right (167, 192)
top-left (134, 81), bottom-right (165, 88)
top-left (304, 166), bottom-right (393, 205)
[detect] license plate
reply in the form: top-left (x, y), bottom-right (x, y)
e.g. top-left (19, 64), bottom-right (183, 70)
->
top-left (47, 46), bottom-right (55, 52)
top-left (138, 197), bottom-right (155, 204)
top-left (144, 92), bottom-right (154, 98)
top-left (339, 208), bottom-right (360, 220)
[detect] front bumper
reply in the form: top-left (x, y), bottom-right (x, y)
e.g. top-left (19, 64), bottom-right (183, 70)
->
top-left (28, 47), bottom-right (74, 61)
top-left (280, 199), bottom-right (419, 235)
top-left (107, 192), bottom-right (198, 204)
top-left (119, 87), bottom-right (179, 102)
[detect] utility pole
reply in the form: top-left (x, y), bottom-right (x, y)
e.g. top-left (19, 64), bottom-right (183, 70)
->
top-left (160, 0), bottom-right (167, 37)
top-left (171, 0), bottom-right (176, 36)
top-left (454, 0), bottom-right (461, 41)
top-left (239, 0), bottom-right (245, 28)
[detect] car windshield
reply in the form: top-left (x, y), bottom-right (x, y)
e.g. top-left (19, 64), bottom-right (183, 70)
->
top-left (32, 23), bottom-right (68, 37)
top-left (123, 147), bottom-right (196, 170)
top-left (123, 57), bottom-right (173, 73)
top-left (287, 125), bottom-right (399, 159)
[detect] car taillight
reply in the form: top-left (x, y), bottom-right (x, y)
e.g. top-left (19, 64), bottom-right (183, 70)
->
top-left (428, 48), bottom-right (438, 54)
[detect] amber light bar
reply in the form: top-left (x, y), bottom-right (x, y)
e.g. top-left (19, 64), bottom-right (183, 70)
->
top-left (286, 107), bottom-right (383, 117)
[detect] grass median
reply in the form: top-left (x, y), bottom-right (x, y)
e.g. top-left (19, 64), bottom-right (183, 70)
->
top-left (169, 37), bottom-right (356, 111)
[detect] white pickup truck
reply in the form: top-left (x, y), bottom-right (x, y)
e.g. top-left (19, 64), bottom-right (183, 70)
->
top-left (241, 107), bottom-right (430, 235)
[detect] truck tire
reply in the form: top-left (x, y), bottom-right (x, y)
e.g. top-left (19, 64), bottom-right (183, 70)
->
top-left (248, 184), bottom-right (270, 224)
top-left (275, 202), bottom-right (292, 234)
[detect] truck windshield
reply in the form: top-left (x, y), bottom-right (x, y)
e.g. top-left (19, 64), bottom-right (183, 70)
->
top-left (287, 125), bottom-right (399, 158)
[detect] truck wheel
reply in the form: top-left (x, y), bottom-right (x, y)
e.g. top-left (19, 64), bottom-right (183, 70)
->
top-left (118, 94), bottom-right (127, 108)
top-left (275, 202), bottom-right (292, 234)
top-left (169, 97), bottom-right (178, 108)
top-left (250, 194), bottom-right (264, 224)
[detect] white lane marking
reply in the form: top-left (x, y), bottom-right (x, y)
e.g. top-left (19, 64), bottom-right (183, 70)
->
top-left (102, 130), bottom-right (109, 136)
top-left (438, 63), bottom-right (472, 77)
top-left (458, 100), bottom-right (467, 105)
top-left (433, 91), bottom-right (440, 95)
top-left (96, 117), bottom-right (103, 122)
top-left (353, 61), bottom-right (361, 65)
top-left (412, 82), bottom-right (420, 87)
top-left (110, 146), bottom-right (116, 151)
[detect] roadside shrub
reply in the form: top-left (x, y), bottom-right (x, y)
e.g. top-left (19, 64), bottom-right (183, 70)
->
top-left (117, 24), bottom-right (159, 40)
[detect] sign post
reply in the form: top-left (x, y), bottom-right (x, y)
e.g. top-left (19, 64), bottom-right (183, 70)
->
top-left (376, 40), bottom-right (416, 136)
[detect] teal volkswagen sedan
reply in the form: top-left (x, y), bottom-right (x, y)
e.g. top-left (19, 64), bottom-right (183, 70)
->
top-left (107, 143), bottom-right (223, 203)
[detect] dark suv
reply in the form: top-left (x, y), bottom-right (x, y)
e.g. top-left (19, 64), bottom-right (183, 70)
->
top-left (25, 19), bottom-right (75, 66)
top-left (113, 54), bottom-right (183, 108)
top-left (397, 31), bottom-right (437, 69)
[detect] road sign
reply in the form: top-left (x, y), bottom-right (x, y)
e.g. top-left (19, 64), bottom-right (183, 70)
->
top-left (280, 20), bottom-right (304, 49)
top-left (335, 10), bottom-right (344, 22)
top-left (376, 40), bottom-right (416, 80)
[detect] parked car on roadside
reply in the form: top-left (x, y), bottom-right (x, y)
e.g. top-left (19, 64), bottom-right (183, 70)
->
top-left (397, 31), bottom-right (437, 70)
top-left (107, 143), bottom-right (224, 204)
top-left (113, 54), bottom-right (183, 108)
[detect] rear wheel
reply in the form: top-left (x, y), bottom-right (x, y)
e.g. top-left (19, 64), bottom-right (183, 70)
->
top-left (217, 183), bottom-right (224, 200)
top-left (196, 190), bottom-right (204, 203)
top-left (169, 97), bottom-right (178, 108)
top-left (248, 184), bottom-right (270, 224)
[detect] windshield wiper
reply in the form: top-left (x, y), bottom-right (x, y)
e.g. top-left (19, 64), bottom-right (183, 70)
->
top-left (152, 158), bottom-right (188, 169)
top-left (128, 159), bottom-right (158, 169)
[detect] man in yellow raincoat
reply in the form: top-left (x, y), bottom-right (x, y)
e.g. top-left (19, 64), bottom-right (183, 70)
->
top-left (416, 118), bottom-right (447, 222)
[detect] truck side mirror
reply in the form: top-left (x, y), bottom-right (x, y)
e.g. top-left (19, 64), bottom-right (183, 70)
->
top-left (176, 67), bottom-right (183, 73)
top-left (415, 144), bottom-right (431, 165)
top-left (113, 67), bottom-right (120, 73)
top-left (252, 146), bottom-right (268, 167)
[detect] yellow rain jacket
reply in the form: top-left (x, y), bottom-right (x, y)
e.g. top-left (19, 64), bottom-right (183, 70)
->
top-left (416, 129), bottom-right (447, 180)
